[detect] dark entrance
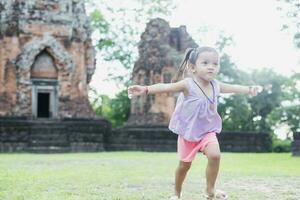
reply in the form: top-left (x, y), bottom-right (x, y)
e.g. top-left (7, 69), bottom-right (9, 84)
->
top-left (37, 92), bottom-right (50, 118)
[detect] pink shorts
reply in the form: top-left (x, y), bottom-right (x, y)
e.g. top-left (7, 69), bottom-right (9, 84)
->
top-left (177, 132), bottom-right (219, 162)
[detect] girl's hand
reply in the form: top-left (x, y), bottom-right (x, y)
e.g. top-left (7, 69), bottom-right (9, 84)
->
top-left (128, 85), bottom-right (147, 98)
top-left (249, 85), bottom-right (263, 97)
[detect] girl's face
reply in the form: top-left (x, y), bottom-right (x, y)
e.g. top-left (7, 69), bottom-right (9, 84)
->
top-left (191, 51), bottom-right (219, 81)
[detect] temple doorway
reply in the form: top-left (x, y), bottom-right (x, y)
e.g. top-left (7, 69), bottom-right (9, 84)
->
top-left (30, 50), bottom-right (58, 118)
top-left (37, 92), bottom-right (50, 118)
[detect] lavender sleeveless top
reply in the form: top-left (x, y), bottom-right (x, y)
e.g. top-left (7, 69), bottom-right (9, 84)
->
top-left (168, 77), bottom-right (222, 141)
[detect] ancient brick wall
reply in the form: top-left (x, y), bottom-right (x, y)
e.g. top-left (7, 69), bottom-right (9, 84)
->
top-left (0, 117), bottom-right (110, 153)
top-left (107, 127), bottom-right (272, 152)
top-left (0, 117), bottom-right (271, 153)
top-left (0, 0), bottom-right (96, 118)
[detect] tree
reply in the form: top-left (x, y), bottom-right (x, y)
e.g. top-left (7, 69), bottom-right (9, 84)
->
top-left (249, 69), bottom-right (287, 132)
top-left (267, 72), bottom-right (300, 133)
top-left (90, 88), bottom-right (130, 128)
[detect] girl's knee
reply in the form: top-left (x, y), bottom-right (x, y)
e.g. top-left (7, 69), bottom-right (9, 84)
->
top-left (205, 144), bottom-right (221, 161)
top-left (178, 161), bottom-right (192, 171)
top-left (207, 152), bottom-right (221, 161)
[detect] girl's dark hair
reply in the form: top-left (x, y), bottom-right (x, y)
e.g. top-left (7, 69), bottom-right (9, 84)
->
top-left (172, 46), bottom-right (218, 82)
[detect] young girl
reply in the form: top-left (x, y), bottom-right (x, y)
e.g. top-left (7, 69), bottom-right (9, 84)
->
top-left (128, 47), bottom-right (260, 200)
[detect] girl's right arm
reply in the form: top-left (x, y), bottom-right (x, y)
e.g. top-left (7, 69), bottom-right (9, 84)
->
top-left (128, 80), bottom-right (188, 97)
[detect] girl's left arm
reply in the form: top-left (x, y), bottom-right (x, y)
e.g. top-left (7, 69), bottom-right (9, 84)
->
top-left (219, 82), bottom-right (260, 96)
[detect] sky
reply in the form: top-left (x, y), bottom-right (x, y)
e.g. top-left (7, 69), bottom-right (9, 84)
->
top-left (89, 0), bottom-right (300, 98)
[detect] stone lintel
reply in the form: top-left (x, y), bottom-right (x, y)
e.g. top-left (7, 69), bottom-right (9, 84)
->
top-left (21, 24), bottom-right (72, 37)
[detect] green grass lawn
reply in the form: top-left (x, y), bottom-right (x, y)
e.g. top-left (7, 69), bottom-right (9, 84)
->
top-left (0, 152), bottom-right (299, 200)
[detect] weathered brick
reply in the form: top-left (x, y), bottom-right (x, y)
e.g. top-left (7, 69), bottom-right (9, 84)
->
top-left (0, 0), bottom-right (96, 118)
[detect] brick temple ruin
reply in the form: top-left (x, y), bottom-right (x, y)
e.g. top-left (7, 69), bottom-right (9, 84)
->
top-left (0, 0), bottom-right (95, 118)
top-left (0, 0), bottom-right (110, 152)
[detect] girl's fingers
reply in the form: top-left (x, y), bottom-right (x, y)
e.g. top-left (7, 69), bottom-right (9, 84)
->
top-left (252, 88), bottom-right (258, 96)
top-left (249, 85), bottom-right (263, 96)
top-left (128, 85), bottom-right (146, 97)
top-left (253, 86), bottom-right (262, 96)
top-left (128, 85), bottom-right (142, 98)
top-left (128, 86), bottom-right (136, 93)
top-left (256, 85), bottom-right (263, 93)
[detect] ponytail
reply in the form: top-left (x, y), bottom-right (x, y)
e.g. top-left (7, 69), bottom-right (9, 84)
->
top-left (172, 48), bottom-right (194, 83)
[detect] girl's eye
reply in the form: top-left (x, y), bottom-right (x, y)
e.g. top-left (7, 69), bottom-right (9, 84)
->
top-left (202, 61), bottom-right (208, 65)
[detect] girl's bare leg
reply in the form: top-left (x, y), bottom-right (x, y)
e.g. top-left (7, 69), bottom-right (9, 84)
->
top-left (174, 161), bottom-right (192, 198)
top-left (203, 143), bottom-right (221, 196)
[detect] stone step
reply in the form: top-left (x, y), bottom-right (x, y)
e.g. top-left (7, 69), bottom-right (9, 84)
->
top-left (30, 127), bottom-right (65, 130)
top-left (28, 134), bottom-right (103, 142)
top-left (29, 133), bottom-right (67, 140)
top-left (30, 126), bottom-right (65, 131)
top-left (30, 130), bottom-right (65, 135)
top-left (25, 146), bottom-right (71, 153)
top-left (28, 140), bottom-right (69, 147)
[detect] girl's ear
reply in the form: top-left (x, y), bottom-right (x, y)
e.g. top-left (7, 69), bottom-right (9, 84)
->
top-left (187, 63), bottom-right (196, 73)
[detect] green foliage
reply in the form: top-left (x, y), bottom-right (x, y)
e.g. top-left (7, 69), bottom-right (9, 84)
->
top-left (109, 90), bottom-right (131, 128)
top-left (267, 73), bottom-right (300, 133)
top-left (219, 65), bottom-right (300, 134)
top-left (90, 88), bottom-right (130, 128)
top-left (249, 69), bottom-right (287, 132)
top-left (218, 95), bottom-right (253, 131)
top-left (272, 136), bottom-right (291, 152)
